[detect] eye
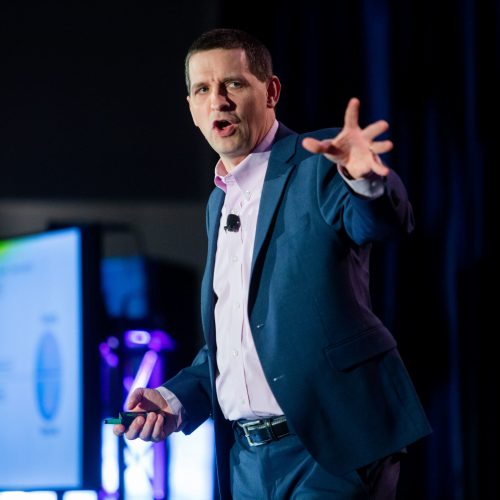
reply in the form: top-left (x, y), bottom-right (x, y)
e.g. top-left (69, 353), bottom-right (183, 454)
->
top-left (227, 81), bottom-right (243, 89)
top-left (193, 85), bottom-right (209, 95)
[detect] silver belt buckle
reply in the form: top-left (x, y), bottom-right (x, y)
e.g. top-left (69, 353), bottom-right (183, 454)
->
top-left (239, 419), bottom-right (271, 447)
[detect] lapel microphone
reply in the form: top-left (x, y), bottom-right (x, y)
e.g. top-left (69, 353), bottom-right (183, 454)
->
top-left (224, 213), bottom-right (241, 232)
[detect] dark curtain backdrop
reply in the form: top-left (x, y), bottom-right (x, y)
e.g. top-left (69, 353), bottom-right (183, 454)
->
top-left (1, 1), bottom-right (496, 499)
top-left (220, 1), bottom-right (495, 499)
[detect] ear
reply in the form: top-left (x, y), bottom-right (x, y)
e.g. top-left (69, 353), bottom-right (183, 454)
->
top-left (186, 95), bottom-right (198, 127)
top-left (266, 76), bottom-right (281, 108)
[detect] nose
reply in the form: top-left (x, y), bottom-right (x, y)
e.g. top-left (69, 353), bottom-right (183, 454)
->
top-left (210, 88), bottom-right (230, 111)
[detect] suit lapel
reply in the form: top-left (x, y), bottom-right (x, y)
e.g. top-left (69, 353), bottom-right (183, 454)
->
top-left (251, 132), bottom-right (297, 275)
top-left (201, 189), bottom-right (224, 351)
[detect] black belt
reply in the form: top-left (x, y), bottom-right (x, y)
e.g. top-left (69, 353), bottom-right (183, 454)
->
top-left (234, 415), bottom-right (291, 447)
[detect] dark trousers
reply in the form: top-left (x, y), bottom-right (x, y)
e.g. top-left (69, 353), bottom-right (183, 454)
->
top-left (230, 432), bottom-right (401, 499)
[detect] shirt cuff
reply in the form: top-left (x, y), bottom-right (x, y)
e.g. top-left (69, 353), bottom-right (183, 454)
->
top-left (156, 386), bottom-right (187, 432)
top-left (337, 165), bottom-right (385, 199)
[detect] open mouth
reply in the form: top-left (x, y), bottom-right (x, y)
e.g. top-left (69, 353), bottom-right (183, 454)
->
top-left (214, 120), bottom-right (232, 130)
top-left (213, 119), bottom-right (236, 137)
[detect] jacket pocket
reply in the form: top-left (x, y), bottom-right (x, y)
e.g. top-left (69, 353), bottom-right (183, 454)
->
top-left (324, 327), bottom-right (397, 371)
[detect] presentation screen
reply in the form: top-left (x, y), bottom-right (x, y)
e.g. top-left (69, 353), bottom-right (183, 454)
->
top-left (0, 226), bottom-right (101, 491)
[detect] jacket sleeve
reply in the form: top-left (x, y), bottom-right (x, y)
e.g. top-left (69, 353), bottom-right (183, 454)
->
top-left (315, 154), bottom-right (414, 245)
top-left (162, 345), bottom-right (213, 434)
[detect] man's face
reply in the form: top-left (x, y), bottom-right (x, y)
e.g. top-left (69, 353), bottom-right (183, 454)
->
top-left (187, 48), bottom-right (279, 170)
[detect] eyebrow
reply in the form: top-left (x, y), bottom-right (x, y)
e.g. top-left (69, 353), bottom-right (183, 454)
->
top-left (190, 73), bottom-right (247, 90)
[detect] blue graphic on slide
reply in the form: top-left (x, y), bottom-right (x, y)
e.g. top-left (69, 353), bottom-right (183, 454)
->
top-left (35, 333), bottom-right (62, 420)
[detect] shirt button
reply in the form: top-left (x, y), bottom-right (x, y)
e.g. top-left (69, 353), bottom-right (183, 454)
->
top-left (232, 255), bottom-right (238, 262)
top-left (235, 302), bottom-right (241, 309)
top-left (232, 350), bottom-right (239, 357)
top-left (240, 399), bottom-right (246, 405)
top-left (245, 191), bottom-right (251, 200)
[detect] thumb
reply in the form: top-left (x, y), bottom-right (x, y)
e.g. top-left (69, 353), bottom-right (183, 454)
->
top-left (125, 387), bottom-right (145, 410)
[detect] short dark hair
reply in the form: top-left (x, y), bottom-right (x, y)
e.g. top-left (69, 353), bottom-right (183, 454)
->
top-left (185, 28), bottom-right (273, 93)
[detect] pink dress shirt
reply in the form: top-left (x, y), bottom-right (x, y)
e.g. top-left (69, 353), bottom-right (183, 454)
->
top-left (213, 120), bottom-right (283, 421)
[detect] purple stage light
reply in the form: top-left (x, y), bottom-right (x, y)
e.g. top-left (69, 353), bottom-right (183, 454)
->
top-left (107, 336), bottom-right (120, 349)
top-left (122, 350), bottom-right (158, 410)
top-left (123, 328), bottom-right (176, 352)
top-left (99, 342), bottom-right (119, 368)
top-left (124, 329), bottom-right (151, 347)
top-left (148, 329), bottom-right (176, 352)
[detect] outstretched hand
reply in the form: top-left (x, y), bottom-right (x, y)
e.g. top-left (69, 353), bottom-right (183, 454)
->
top-left (113, 387), bottom-right (177, 442)
top-left (302, 97), bottom-right (392, 179)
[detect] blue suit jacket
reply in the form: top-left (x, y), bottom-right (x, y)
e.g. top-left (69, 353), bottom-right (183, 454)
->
top-left (164, 124), bottom-right (432, 499)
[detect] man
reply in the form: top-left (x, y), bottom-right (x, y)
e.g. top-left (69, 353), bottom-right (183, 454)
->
top-left (114, 28), bottom-right (432, 499)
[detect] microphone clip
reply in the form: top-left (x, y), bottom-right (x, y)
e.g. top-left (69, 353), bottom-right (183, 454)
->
top-left (224, 213), bottom-right (241, 232)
